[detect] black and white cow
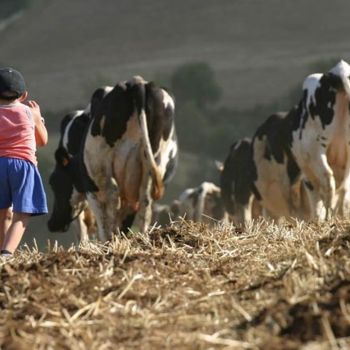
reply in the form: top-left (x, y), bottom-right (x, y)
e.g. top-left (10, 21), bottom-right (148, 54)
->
top-left (173, 182), bottom-right (228, 224)
top-left (219, 138), bottom-right (262, 224)
top-left (48, 87), bottom-right (112, 241)
top-left (291, 60), bottom-right (350, 219)
top-left (251, 110), bottom-right (310, 220)
top-left (150, 182), bottom-right (227, 227)
top-left (252, 60), bottom-right (350, 221)
top-left (151, 202), bottom-right (178, 227)
top-left (81, 76), bottom-right (178, 240)
top-left (48, 108), bottom-right (92, 241)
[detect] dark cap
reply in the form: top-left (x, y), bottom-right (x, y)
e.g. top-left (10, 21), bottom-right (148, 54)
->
top-left (0, 67), bottom-right (26, 98)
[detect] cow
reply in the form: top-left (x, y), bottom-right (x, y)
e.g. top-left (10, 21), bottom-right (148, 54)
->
top-left (172, 182), bottom-right (227, 224)
top-left (251, 110), bottom-right (311, 220)
top-left (151, 182), bottom-right (227, 226)
top-left (251, 59), bottom-right (350, 221)
top-left (48, 86), bottom-right (112, 242)
top-left (291, 60), bottom-right (350, 219)
top-left (219, 138), bottom-right (262, 225)
top-left (48, 108), bottom-right (92, 242)
top-left (151, 202), bottom-right (179, 227)
top-left (79, 76), bottom-right (178, 241)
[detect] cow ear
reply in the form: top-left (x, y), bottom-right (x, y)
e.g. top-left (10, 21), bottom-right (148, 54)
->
top-left (55, 147), bottom-right (71, 167)
top-left (215, 160), bottom-right (224, 172)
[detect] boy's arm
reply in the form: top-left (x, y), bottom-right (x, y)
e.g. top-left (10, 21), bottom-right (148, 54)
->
top-left (27, 100), bottom-right (48, 147)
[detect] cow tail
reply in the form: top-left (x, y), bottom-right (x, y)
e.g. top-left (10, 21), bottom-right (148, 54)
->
top-left (342, 76), bottom-right (350, 98)
top-left (134, 83), bottom-right (164, 200)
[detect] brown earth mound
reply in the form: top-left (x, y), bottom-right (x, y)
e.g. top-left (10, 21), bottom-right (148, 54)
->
top-left (1, 219), bottom-right (350, 349)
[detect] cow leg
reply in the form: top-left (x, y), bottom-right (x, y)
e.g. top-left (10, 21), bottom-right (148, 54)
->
top-left (263, 181), bottom-right (291, 219)
top-left (289, 179), bottom-right (312, 219)
top-left (337, 174), bottom-right (350, 217)
top-left (84, 207), bottom-right (97, 239)
top-left (336, 187), bottom-right (346, 216)
top-left (298, 180), bottom-right (312, 220)
top-left (75, 212), bottom-right (89, 243)
top-left (341, 186), bottom-right (350, 217)
top-left (68, 190), bottom-right (90, 243)
top-left (302, 155), bottom-right (336, 220)
top-left (290, 181), bottom-right (302, 217)
top-left (335, 152), bottom-right (350, 217)
top-left (86, 193), bottom-right (109, 242)
top-left (105, 176), bottom-right (120, 237)
top-left (135, 171), bottom-right (153, 233)
top-left (251, 197), bottom-right (263, 220)
top-left (87, 173), bottom-right (120, 241)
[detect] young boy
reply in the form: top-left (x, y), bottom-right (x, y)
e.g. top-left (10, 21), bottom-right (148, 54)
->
top-left (0, 67), bottom-right (48, 257)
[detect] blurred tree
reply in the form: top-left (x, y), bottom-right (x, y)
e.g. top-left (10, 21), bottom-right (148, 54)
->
top-left (175, 101), bottom-right (211, 155)
top-left (0, 0), bottom-right (37, 19)
top-left (168, 61), bottom-right (279, 158)
top-left (170, 62), bottom-right (222, 110)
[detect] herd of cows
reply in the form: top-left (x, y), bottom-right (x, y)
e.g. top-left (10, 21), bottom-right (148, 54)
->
top-left (47, 60), bottom-right (350, 242)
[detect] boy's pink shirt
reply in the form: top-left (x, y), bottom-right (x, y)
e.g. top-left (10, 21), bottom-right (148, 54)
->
top-left (0, 102), bottom-right (37, 165)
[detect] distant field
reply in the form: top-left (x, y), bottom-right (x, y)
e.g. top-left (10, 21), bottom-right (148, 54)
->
top-left (1, 219), bottom-right (350, 349)
top-left (0, 0), bottom-right (23, 19)
top-left (1, 0), bottom-right (350, 113)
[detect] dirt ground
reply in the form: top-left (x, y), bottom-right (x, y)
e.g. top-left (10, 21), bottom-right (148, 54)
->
top-left (1, 219), bottom-right (350, 349)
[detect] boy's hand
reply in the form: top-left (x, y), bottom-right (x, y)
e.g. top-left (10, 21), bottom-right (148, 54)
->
top-left (26, 100), bottom-right (41, 120)
top-left (25, 100), bottom-right (48, 147)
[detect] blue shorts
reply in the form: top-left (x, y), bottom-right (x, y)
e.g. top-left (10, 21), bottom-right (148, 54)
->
top-left (0, 157), bottom-right (48, 216)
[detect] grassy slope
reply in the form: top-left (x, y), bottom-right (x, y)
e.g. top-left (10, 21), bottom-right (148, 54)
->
top-left (1, 219), bottom-right (350, 349)
top-left (1, 0), bottom-right (350, 112)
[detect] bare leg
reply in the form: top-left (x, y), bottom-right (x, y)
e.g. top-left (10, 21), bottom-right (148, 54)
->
top-left (0, 208), bottom-right (13, 248)
top-left (2, 212), bottom-right (30, 253)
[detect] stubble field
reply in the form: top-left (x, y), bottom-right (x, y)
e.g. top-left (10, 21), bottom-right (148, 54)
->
top-left (1, 219), bottom-right (350, 349)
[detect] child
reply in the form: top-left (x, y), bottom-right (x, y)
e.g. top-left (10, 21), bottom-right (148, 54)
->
top-left (0, 67), bottom-right (48, 257)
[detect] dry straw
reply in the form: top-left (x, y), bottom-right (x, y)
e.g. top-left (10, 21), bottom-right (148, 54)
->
top-left (1, 218), bottom-right (350, 349)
